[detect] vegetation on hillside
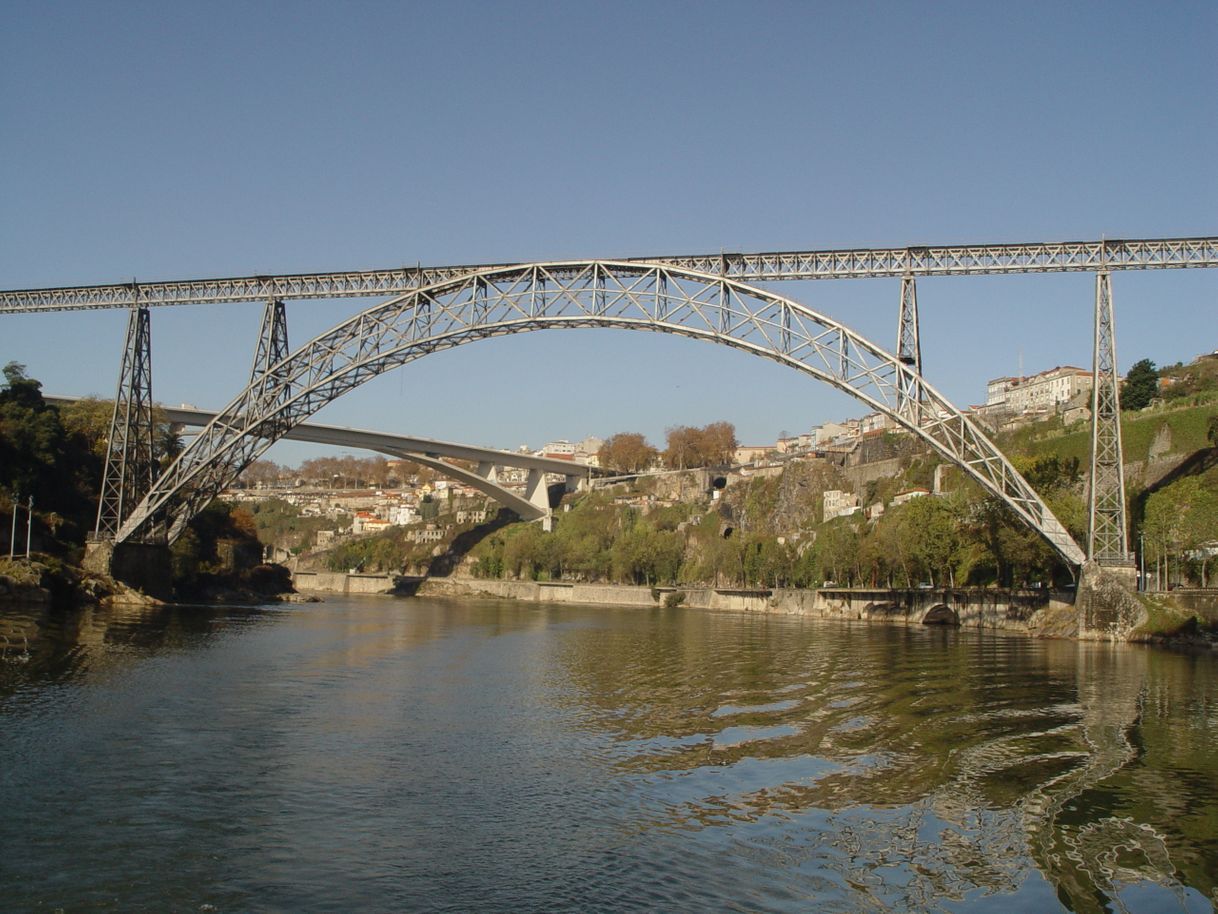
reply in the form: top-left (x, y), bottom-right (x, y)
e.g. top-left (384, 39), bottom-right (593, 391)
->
top-left (460, 452), bottom-right (1085, 590)
top-left (0, 364), bottom-right (282, 601)
top-left (1121, 358), bottom-right (1159, 411)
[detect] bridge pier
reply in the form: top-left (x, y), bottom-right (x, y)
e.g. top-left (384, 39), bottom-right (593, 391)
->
top-left (895, 274), bottom-right (922, 419)
top-left (1076, 560), bottom-right (1145, 640)
top-left (1087, 271), bottom-right (1132, 566)
top-left (95, 301), bottom-right (156, 540)
top-left (524, 469), bottom-right (553, 531)
top-left (83, 538), bottom-right (173, 599)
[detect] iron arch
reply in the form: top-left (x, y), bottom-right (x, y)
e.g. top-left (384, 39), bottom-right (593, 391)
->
top-left (118, 261), bottom-right (1085, 565)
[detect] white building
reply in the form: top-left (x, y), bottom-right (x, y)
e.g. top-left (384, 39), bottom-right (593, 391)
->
top-left (823, 489), bottom-right (860, 522)
top-left (891, 488), bottom-right (930, 507)
top-left (860, 412), bottom-right (892, 435)
top-left (540, 439), bottom-right (576, 457)
top-left (986, 376), bottom-right (1021, 407)
top-left (407, 525), bottom-right (446, 544)
top-left (388, 504), bottom-right (418, 526)
top-left (987, 366), bottom-right (1091, 414)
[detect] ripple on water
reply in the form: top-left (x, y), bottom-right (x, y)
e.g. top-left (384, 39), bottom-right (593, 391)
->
top-left (2, 599), bottom-right (1216, 913)
top-left (712, 698), bottom-right (801, 717)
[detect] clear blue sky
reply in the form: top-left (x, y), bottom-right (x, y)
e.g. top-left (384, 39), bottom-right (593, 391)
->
top-left (2, 1), bottom-right (1215, 463)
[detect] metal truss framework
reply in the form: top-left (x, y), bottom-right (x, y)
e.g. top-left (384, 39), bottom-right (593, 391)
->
top-left (94, 305), bottom-right (157, 540)
top-left (895, 276), bottom-right (922, 419)
top-left (3, 236), bottom-right (1215, 311)
top-left (1087, 273), bottom-right (1130, 565)
top-left (114, 261), bottom-right (1086, 566)
top-left (250, 299), bottom-right (291, 417)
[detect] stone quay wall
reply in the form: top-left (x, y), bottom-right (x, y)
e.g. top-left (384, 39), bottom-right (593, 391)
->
top-left (417, 576), bottom-right (1074, 634)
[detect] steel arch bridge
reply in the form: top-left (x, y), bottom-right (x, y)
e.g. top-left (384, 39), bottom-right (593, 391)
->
top-left (115, 260), bottom-right (1085, 566)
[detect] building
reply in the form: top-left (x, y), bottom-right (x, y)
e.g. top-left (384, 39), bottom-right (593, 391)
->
top-left (860, 412), bottom-right (892, 435)
top-left (891, 488), bottom-right (930, 507)
top-left (735, 445), bottom-right (772, 465)
top-left (387, 504), bottom-right (418, 526)
top-left (987, 366), bottom-right (1092, 415)
top-left (986, 376), bottom-right (1022, 407)
top-left (813, 422), bottom-right (850, 447)
top-left (407, 525), bottom-right (446, 544)
top-left (539, 439), bottom-right (576, 459)
top-left (576, 436), bottom-right (604, 459)
top-left (823, 489), bottom-right (859, 522)
top-left (351, 511), bottom-right (391, 535)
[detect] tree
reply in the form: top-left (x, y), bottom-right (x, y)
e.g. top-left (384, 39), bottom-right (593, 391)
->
top-left (700, 421), bottom-right (738, 466)
top-left (1144, 476), bottom-right (1218, 587)
top-left (663, 421), bottom-right (739, 469)
top-left (0, 363), bottom-right (98, 525)
top-left (1121, 358), bottom-right (1158, 411)
top-left (598, 432), bottom-right (658, 473)
top-left (663, 425), bottom-right (700, 469)
top-left (1208, 414), bottom-right (1218, 448)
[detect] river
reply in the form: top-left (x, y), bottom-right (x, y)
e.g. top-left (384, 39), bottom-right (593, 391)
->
top-left (1, 596), bottom-right (1215, 913)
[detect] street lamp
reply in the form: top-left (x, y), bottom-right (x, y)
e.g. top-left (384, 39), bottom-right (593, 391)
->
top-left (8, 491), bottom-right (16, 561)
top-left (1139, 531), bottom-right (1145, 592)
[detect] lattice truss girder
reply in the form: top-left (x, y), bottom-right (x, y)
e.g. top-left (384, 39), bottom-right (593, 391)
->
top-left (3, 237), bottom-right (1216, 311)
top-left (116, 262), bottom-right (1086, 565)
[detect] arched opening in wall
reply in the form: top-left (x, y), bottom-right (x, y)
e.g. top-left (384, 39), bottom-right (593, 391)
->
top-left (864, 601), bottom-right (901, 617)
top-left (921, 604), bottom-right (960, 626)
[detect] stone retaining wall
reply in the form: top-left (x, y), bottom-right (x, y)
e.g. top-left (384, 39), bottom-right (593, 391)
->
top-left (417, 577), bottom-right (1070, 634)
top-left (293, 571), bottom-right (402, 595)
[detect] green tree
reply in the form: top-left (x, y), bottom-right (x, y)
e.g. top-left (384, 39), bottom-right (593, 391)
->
top-left (0, 363), bottom-right (98, 531)
top-left (1121, 358), bottom-right (1158, 411)
top-left (1144, 476), bottom-right (1218, 587)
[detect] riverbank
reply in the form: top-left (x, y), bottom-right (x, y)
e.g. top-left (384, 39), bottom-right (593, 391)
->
top-left (417, 575), bottom-right (1081, 634)
top-left (0, 557), bottom-right (305, 610)
top-left (416, 574), bottom-right (1218, 646)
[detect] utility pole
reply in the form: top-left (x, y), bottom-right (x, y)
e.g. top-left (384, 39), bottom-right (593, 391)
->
top-left (8, 492), bottom-right (16, 560)
top-left (25, 495), bottom-right (33, 558)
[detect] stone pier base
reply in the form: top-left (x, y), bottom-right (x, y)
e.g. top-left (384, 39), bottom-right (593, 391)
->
top-left (1076, 560), bottom-right (1146, 641)
top-left (84, 539), bottom-right (173, 600)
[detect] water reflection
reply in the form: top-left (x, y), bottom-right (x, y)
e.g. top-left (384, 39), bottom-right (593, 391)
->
top-left (1, 598), bottom-right (1215, 912)
top-left (555, 610), bottom-right (1218, 912)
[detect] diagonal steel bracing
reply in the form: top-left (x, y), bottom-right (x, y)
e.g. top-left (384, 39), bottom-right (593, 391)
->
top-left (114, 261), bottom-right (1086, 566)
top-left (1087, 273), bottom-right (1130, 565)
top-left (94, 303), bottom-right (158, 541)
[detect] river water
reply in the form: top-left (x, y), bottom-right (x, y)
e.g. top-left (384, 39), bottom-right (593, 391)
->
top-left (1, 596), bottom-right (1216, 913)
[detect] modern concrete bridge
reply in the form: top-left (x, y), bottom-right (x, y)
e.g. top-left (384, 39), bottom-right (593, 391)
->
top-left (45, 397), bottom-right (594, 527)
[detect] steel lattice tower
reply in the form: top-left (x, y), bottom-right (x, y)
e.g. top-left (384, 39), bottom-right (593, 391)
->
top-left (251, 298), bottom-right (290, 401)
top-left (1087, 272), bottom-right (1130, 565)
top-left (895, 275), bottom-right (922, 418)
top-left (95, 302), bottom-right (157, 541)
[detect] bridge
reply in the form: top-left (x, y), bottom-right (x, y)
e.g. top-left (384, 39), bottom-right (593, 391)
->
top-left (5, 235), bottom-right (1216, 585)
top-left (44, 398), bottom-right (596, 527)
